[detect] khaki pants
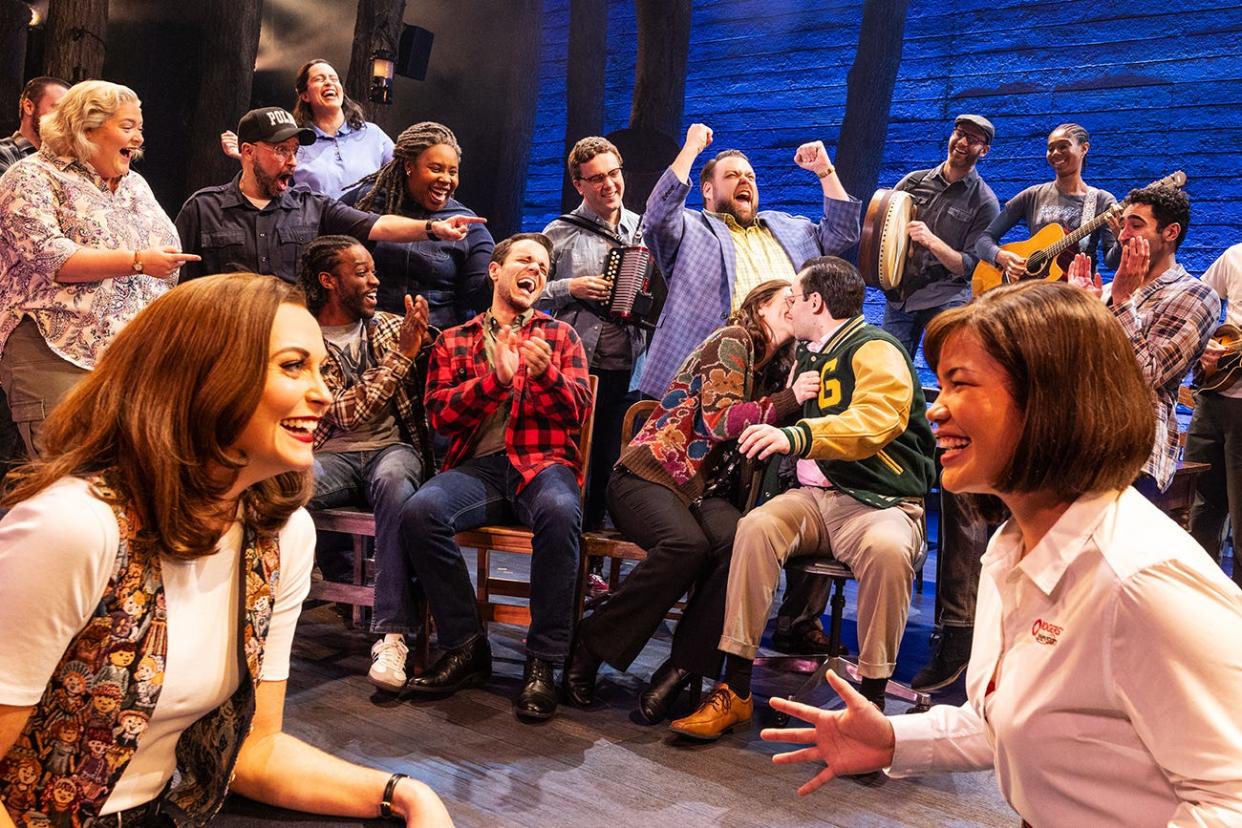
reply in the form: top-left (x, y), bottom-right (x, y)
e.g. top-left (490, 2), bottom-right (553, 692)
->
top-left (719, 487), bottom-right (923, 679)
top-left (0, 318), bottom-right (89, 457)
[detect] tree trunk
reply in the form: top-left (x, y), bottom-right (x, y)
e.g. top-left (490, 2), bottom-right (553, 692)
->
top-left (0, 0), bottom-right (28, 133)
top-left (346, 0), bottom-right (407, 136)
top-left (43, 0), bottom-right (107, 83)
top-left (560, 0), bottom-right (608, 212)
top-left (835, 0), bottom-right (911, 204)
top-left (183, 0), bottom-right (263, 195)
top-left (488, 0), bottom-right (543, 239)
top-left (629, 0), bottom-right (690, 141)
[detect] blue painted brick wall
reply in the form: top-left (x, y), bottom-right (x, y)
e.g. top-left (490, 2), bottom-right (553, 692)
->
top-left (523, 0), bottom-right (1242, 381)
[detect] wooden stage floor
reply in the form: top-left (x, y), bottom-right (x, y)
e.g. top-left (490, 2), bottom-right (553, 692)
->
top-left (214, 548), bottom-right (1018, 827)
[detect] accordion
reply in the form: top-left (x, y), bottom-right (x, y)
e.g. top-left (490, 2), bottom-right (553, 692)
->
top-left (600, 245), bottom-right (664, 329)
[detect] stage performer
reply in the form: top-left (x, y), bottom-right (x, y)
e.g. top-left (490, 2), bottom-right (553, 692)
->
top-left (763, 281), bottom-right (1242, 827)
top-left (540, 136), bottom-right (645, 534)
top-left (565, 279), bottom-right (817, 723)
top-left (669, 257), bottom-right (935, 740)
top-left (1185, 243), bottom-right (1242, 587)
top-left (176, 107), bottom-right (483, 284)
top-left (976, 123), bottom-right (1121, 280)
top-left (402, 234), bottom-right (592, 723)
top-left (0, 274), bottom-right (452, 827)
top-left (341, 122), bottom-right (494, 330)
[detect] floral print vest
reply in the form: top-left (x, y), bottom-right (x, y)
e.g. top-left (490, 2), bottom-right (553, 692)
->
top-left (0, 475), bottom-right (282, 827)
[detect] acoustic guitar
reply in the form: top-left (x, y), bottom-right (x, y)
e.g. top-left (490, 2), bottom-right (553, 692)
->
top-left (971, 171), bottom-right (1187, 296)
top-left (1200, 323), bottom-right (1242, 393)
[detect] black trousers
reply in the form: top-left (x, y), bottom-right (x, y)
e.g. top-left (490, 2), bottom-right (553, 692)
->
top-left (580, 470), bottom-right (739, 678)
top-left (585, 367), bottom-right (633, 531)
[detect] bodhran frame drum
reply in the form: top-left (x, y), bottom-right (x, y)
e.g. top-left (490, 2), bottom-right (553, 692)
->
top-left (858, 188), bottom-right (916, 292)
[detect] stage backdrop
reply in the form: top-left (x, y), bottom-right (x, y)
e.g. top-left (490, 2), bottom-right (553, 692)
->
top-left (520, 0), bottom-right (1242, 354)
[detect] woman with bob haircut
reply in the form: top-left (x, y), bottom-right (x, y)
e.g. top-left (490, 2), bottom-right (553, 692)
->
top-left (762, 281), bottom-right (1242, 825)
top-left (0, 79), bottom-right (199, 457)
top-left (565, 279), bottom-right (820, 725)
top-left (0, 275), bottom-right (451, 827)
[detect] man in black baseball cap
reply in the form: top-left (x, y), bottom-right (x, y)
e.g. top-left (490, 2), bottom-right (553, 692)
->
top-left (878, 112), bottom-right (1000, 694)
top-left (236, 106), bottom-right (316, 147)
top-left (175, 107), bottom-right (485, 283)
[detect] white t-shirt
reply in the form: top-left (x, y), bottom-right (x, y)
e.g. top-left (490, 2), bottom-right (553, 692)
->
top-left (1202, 243), bottom-right (1242, 399)
top-left (887, 488), bottom-right (1242, 826)
top-left (0, 477), bottom-right (314, 814)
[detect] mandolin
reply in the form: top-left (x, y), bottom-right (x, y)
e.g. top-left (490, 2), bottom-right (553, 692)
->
top-left (1200, 323), bottom-right (1242, 393)
top-left (971, 170), bottom-right (1187, 296)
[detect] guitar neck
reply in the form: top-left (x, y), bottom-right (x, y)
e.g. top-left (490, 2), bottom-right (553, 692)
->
top-left (1044, 205), bottom-right (1118, 259)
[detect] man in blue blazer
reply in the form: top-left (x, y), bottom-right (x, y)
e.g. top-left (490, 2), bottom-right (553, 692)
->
top-left (638, 122), bottom-right (861, 399)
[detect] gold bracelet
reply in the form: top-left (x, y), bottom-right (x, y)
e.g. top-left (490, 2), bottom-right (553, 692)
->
top-left (816, 167), bottom-right (835, 179)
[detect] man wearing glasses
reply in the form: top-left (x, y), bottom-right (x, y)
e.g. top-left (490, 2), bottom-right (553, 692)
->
top-left (879, 115), bottom-right (999, 696)
top-left (175, 107), bottom-right (482, 283)
top-left (540, 136), bottom-right (645, 533)
top-left (880, 114), bottom-right (1000, 358)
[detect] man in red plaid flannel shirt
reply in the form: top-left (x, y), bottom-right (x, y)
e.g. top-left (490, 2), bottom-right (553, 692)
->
top-left (404, 232), bottom-right (593, 721)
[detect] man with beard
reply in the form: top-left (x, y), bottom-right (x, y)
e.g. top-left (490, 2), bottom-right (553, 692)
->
top-left (881, 115), bottom-right (1000, 358)
top-left (297, 235), bottom-right (436, 694)
top-left (880, 114), bottom-right (1000, 694)
top-left (401, 233), bottom-right (592, 722)
top-left (0, 77), bottom-right (69, 174)
top-left (638, 122), bottom-right (859, 401)
top-left (175, 107), bottom-right (483, 283)
top-left (640, 123), bottom-right (861, 656)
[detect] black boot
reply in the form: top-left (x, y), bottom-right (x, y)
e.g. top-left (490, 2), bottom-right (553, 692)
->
top-left (407, 635), bottom-right (492, 695)
top-left (638, 659), bottom-right (697, 724)
top-left (563, 636), bottom-right (602, 707)
top-left (911, 626), bottom-right (973, 692)
top-left (515, 656), bottom-right (558, 721)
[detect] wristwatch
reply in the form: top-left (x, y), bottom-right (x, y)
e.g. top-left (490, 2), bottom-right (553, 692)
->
top-left (131, 250), bottom-right (144, 274)
top-left (424, 220), bottom-right (441, 241)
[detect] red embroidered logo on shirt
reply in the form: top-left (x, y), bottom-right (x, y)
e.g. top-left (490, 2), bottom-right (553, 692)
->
top-left (1031, 618), bottom-right (1062, 646)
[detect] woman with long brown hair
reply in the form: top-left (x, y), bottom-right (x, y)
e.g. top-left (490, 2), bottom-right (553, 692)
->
top-left (763, 281), bottom-right (1242, 825)
top-left (565, 279), bottom-right (820, 726)
top-left (0, 275), bottom-right (451, 826)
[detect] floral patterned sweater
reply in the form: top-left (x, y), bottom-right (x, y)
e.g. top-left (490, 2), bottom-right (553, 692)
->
top-left (618, 325), bottom-right (800, 505)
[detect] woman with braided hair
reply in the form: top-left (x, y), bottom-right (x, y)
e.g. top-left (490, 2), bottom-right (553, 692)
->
top-left (340, 122), bottom-right (494, 330)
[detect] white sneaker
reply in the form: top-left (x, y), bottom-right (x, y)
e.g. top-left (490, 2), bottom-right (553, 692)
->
top-left (368, 637), bottom-right (409, 692)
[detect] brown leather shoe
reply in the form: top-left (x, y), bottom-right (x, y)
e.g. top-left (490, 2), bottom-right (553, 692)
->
top-left (668, 683), bottom-right (753, 741)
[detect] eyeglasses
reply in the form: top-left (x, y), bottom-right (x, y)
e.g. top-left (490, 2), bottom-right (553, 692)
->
top-left (259, 142), bottom-right (298, 161)
top-left (950, 128), bottom-right (989, 148)
top-left (784, 292), bottom-right (810, 306)
top-left (578, 166), bottom-right (624, 187)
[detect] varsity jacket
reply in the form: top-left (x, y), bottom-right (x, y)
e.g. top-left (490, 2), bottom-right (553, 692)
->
top-left (779, 315), bottom-right (935, 508)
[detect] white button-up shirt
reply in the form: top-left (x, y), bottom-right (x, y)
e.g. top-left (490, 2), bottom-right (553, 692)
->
top-left (889, 488), bottom-right (1242, 826)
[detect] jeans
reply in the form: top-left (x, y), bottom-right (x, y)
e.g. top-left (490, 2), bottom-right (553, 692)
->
top-left (584, 470), bottom-right (739, 678)
top-left (400, 453), bottom-right (582, 660)
top-left (1185, 391), bottom-right (1242, 586)
top-left (309, 443), bottom-right (427, 634)
top-left (882, 296), bottom-right (970, 360)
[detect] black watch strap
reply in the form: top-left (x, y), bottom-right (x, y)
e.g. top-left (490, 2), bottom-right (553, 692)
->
top-left (380, 772), bottom-right (408, 820)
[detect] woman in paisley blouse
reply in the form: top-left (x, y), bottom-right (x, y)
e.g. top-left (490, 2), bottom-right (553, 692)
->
top-left (564, 279), bottom-right (821, 724)
top-left (0, 80), bottom-right (199, 457)
top-left (0, 274), bottom-right (452, 827)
